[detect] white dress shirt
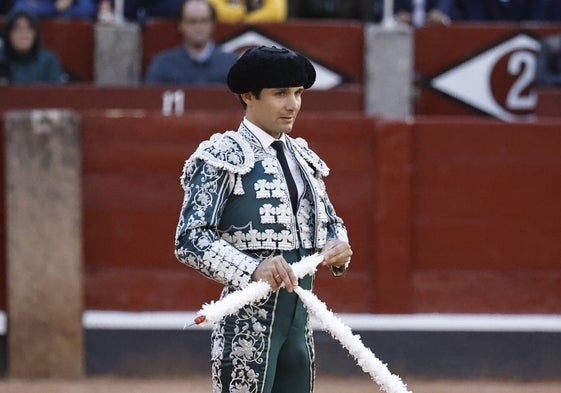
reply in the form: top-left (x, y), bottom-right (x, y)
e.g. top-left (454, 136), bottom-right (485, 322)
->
top-left (243, 118), bottom-right (305, 199)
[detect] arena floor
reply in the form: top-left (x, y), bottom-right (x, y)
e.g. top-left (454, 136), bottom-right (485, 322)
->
top-left (1, 376), bottom-right (561, 393)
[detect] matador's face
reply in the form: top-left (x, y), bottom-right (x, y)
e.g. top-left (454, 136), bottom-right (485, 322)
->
top-left (243, 86), bottom-right (304, 139)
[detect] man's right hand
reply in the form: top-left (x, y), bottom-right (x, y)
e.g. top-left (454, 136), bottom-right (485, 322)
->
top-left (251, 255), bottom-right (298, 292)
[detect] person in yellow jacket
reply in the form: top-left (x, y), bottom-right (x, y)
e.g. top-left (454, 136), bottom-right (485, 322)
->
top-left (207, 0), bottom-right (287, 23)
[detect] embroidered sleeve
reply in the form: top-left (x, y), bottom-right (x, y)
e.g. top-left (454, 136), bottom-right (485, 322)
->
top-left (175, 158), bottom-right (260, 289)
top-left (320, 176), bottom-right (351, 273)
top-left (319, 176), bottom-right (349, 243)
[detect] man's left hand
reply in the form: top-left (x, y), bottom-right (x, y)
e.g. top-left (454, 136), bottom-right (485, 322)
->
top-left (320, 240), bottom-right (352, 270)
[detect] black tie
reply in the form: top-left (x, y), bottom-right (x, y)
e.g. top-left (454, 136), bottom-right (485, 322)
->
top-left (271, 140), bottom-right (298, 214)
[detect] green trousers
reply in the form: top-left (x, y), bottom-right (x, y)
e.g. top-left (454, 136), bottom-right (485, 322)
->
top-left (211, 251), bottom-right (315, 393)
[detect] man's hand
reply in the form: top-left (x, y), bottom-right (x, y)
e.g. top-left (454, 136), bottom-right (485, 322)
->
top-left (320, 240), bottom-right (352, 271)
top-left (252, 255), bottom-right (298, 292)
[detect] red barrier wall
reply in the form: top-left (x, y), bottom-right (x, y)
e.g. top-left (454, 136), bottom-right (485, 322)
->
top-left (80, 112), bottom-right (238, 311)
top-left (75, 113), bottom-right (561, 314)
top-left (1, 16), bottom-right (561, 313)
top-left (0, 85), bottom-right (363, 113)
top-left (80, 112), bottom-right (376, 312)
top-left (41, 19), bottom-right (95, 81)
top-left (2, 107), bottom-right (561, 313)
top-left (537, 88), bottom-right (561, 117)
top-left (410, 118), bottom-right (561, 312)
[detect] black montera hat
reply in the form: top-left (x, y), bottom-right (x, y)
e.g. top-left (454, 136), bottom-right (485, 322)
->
top-left (227, 46), bottom-right (316, 93)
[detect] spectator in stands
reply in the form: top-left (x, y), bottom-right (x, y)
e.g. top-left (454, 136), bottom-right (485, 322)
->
top-left (145, 0), bottom-right (237, 85)
top-left (9, 0), bottom-right (97, 19)
top-left (536, 32), bottom-right (561, 87)
top-left (394, 0), bottom-right (455, 26)
top-left (0, 10), bottom-right (66, 83)
top-left (453, 0), bottom-right (549, 22)
top-left (289, 0), bottom-right (377, 21)
top-left (208, 0), bottom-right (287, 23)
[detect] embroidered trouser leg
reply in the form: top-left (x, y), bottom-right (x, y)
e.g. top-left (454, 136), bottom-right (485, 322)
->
top-left (211, 257), bottom-right (314, 393)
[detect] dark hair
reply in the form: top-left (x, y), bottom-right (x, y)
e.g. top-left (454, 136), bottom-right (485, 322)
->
top-left (176, 0), bottom-right (217, 22)
top-left (1, 10), bottom-right (41, 62)
top-left (237, 89), bottom-right (262, 109)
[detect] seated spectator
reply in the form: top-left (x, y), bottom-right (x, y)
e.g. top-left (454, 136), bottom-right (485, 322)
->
top-left (0, 10), bottom-right (66, 83)
top-left (207, 0), bottom-right (287, 23)
top-left (9, 0), bottom-right (97, 19)
top-left (454, 0), bottom-right (549, 22)
top-left (144, 0), bottom-right (238, 85)
top-left (290, 0), bottom-right (376, 21)
top-left (394, 0), bottom-right (455, 26)
top-left (536, 32), bottom-right (561, 87)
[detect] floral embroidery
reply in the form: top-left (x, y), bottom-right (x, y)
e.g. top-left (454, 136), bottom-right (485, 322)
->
top-left (254, 179), bottom-right (271, 199)
top-left (261, 229), bottom-right (277, 249)
top-left (259, 204), bottom-right (276, 224)
top-left (227, 300), bottom-right (272, 393)
top-left (269, 178), bottom-right (286, 199)
top-left (180, 131), bottom-right (254, 191)
top-left (261, 157), bottom-right (277, 174)
top-left (298, 198), bottom-right (314, 249)
top-left (175, 158), bottom-right (259, 288)
top-left (305, 317), bottom-right (316, 392)
top-left (220, 214), bottom-right (296, 251)
top-left (274, 203), bottom-right (292, 225)
top-left (292, 137), bottom-right (330, 177)
top-left (258, 203), bottom-right (291, 226)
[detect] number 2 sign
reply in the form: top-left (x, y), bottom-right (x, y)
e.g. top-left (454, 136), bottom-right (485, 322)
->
top-left (429, 33), bottom-right (541, 122)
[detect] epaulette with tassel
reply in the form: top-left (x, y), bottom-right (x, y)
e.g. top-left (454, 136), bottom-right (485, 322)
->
top-left (180, 131), bottom-right (255, 195)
